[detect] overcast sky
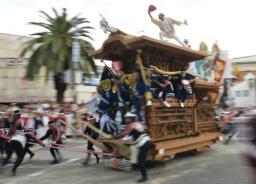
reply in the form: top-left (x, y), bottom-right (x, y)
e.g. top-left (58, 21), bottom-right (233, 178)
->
top-left (0, 0), bottom-right (255, 58)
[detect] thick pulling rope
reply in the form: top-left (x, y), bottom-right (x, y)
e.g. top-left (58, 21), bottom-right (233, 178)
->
top-left (37, 143), bottom-right (132, 171)
top-left (31, 120), bottom-right (115, 156)
top-left (27, 142), bottom-right (133, 171)
top-left (28, 141), bottom-right (119, 157)
top-left (45, 143), bottom-right (119, 157)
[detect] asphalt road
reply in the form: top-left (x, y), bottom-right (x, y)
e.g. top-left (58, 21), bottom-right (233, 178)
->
top-left (0, 140), bottom-right (254, 184)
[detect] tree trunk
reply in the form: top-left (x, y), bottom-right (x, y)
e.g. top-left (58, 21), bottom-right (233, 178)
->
top-left (54, 72), bottom-right (67, 104)
top-left (56, 88), bottom-right (66, 104)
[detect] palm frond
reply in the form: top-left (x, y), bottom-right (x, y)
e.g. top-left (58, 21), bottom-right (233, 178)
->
top-left (21, 8), bottom-right (96, 80)
top-left (39, 10), bottom-right (54, 23)
top-left (52, 7), bottom-right (59, 17)
top-left (29, 22), bottom-right (53, 31)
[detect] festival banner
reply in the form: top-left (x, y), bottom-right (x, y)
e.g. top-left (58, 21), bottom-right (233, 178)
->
top-left (214, 59), bottom-right (226, 83)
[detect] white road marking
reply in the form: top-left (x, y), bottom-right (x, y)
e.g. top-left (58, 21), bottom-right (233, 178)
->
top-left (64, 158), bottom-right (80, 163)
top-left (29, 171), bottom-right (45, 177)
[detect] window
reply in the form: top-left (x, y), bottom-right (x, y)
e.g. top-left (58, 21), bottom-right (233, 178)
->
top-left (236, 91), bottom-right (241, 97)
top-left (236, 90), bottom-right (249, 97)
top-left (244, 90), bottom-right (249, 96)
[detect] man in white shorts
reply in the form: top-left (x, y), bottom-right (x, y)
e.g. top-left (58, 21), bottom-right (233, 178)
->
top-left (148, 11), bottom-right (187, 47)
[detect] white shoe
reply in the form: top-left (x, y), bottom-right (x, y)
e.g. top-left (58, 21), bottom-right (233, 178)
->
top-left (180, 102), bottom-right (184, 108)
top-left (146, 100), bottom-right (152, 106)
top-left (163, 101), bottom-right (171, 108)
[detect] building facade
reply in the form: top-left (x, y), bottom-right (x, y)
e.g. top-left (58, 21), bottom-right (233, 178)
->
top-left (231, 73), bottom-right (256, 107)
top-left (232, 55), bottom-right (256, 81)
top-left (0, 33), bottom-right (97, 103)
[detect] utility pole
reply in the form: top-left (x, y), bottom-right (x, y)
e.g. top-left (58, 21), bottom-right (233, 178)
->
top-left (71, 33), bottom-right (80, 103)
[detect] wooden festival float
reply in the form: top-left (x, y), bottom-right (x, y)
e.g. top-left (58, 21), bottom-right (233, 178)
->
top-left (85, 32), bottom-right (221, 169)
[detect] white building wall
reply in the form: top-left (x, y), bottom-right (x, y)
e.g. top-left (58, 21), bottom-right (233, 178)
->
top-left (0, 33), bottom-right (99, 103)
top-left (231, 73), bottom-right (256, 107)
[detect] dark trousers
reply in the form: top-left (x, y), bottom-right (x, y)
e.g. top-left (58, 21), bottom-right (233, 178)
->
top-left (177, 89), bottom-right (192, 102)
top-left (153, 88), bottom-right (167, 100)
top-left (0, 140), bottom-right (6, 158)
top-left (49, 140), bottom-right (62, 161)
top-left (56, 88), bottom-right (65, 104)
top-left (84, 141), bottom-right (99, 163)
top-left (132, 98), bottom-right (144, 122)
top-left (138, 141), bottom-right (153, 179)
top-left (87, 141), bottom-right (95, 154)
top-left (25, 143), bottom-right (34, 157)
top-left (50, 147), bottom-right (62, 161)
top-left (2, 140), bottom-right (25, 173)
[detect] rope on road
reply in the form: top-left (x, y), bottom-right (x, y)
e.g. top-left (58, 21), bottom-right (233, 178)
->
top-left (31, 142), bottom-right (120, 157)
top-left (51, 144), bottom-right (119, 157)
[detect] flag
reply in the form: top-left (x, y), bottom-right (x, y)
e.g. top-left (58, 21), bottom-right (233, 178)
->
top-left (84, 96), bottom-right (99, 117)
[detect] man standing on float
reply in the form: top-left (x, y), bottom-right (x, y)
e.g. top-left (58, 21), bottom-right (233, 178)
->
top-left (148, 5), bottom-right (187, 47)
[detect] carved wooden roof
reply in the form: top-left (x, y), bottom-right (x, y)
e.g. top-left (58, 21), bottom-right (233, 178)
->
top-left (89, 33), bottom-right (208, 62)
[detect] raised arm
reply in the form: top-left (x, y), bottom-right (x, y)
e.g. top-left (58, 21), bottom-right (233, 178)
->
top-left (148, 11), bottom-right (161, 27)
top-left (148, 10), bottom-right (153, 19)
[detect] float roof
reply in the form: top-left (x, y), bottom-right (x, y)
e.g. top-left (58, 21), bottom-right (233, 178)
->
top-left (89, 33), bottom-right (208, 62)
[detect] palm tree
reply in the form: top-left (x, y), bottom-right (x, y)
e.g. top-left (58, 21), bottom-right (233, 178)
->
top-left (21, 8), bottom-right (96, 103)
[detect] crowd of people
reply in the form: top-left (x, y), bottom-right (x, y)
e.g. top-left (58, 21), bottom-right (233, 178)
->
top-left (93, 63), bottom-right (195, 182)
top-left (0, 102), bottom-right (89, 175)
top-left (0, 100), bottom-right (153, 182)
top-left (96, 65), bottom-right (195, 137)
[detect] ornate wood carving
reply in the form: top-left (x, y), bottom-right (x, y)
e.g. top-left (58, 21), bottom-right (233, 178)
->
top-left (147, 106), bottom-right (195, 141)
top-left (194, 87), bottom-right (218, 133)
top-left (142, 49), bottom-right (189, 71)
